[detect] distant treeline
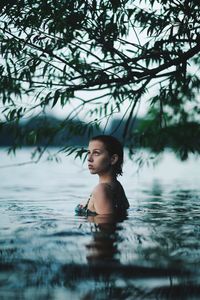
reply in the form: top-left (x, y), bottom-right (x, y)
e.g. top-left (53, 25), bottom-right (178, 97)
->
top-left (0, 116), bottom-right (140, 147)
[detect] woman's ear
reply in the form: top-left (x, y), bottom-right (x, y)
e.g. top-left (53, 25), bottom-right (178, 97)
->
top-left (111, 154), bottom-right (119, 165)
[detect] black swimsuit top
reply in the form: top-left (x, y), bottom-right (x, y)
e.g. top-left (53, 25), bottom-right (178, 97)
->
top-left (75, 195), bottom-right (97, 216)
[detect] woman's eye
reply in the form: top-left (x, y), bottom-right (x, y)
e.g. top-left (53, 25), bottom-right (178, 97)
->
top-left (94, 151), bottom-right (100, 155)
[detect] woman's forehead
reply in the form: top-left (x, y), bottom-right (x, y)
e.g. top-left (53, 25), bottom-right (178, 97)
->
top-left (88, 140), bottom-right (106, 150)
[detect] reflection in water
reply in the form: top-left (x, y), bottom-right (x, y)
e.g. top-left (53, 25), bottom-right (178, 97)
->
top-left (77, 212), bottom-right (199, 300)
top-left (86, 214), bottom-right (126, 264)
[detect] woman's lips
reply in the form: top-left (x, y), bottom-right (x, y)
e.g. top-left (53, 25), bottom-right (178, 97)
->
top-left (88, 165), bottom-right (93, 169)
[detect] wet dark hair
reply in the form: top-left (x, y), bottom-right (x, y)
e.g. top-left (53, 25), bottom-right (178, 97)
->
top-left (90, 135), bottom-right (124, 177)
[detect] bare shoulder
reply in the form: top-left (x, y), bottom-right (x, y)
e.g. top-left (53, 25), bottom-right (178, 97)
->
top-left (92, 183), bottom-right (114, 214)
top-left (93, 183), bottom-right (112, 195)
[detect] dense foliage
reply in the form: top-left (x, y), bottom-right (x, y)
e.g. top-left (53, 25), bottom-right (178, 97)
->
top-left (0, 0), bottom-right (200, 160)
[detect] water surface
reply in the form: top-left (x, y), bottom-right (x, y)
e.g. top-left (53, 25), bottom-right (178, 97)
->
top-left (0, 148), bottom-right (200, 299)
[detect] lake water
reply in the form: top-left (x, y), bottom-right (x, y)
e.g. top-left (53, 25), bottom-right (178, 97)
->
top-left (0, 148), bottom-right (200, 299)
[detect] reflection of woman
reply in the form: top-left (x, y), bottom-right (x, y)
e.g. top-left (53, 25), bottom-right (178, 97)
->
top-left (86, 214), bottom-right (124, 264)
top-left (75, 135), bottom-right (129, 216)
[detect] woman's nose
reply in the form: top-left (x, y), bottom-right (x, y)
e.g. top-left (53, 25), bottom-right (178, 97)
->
top-left (87, 154), bottom-right (93, 162)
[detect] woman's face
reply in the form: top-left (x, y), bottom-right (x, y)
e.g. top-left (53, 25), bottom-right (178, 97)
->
top-left (87, 140), bottom-right (114, 176)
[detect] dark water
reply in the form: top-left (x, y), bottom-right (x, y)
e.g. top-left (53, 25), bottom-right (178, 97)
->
top-left (0, 148), bottom-right (200, 299)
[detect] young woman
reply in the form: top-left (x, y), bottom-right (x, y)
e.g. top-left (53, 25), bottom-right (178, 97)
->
top-left (75, 135), bottom-right (129, 216)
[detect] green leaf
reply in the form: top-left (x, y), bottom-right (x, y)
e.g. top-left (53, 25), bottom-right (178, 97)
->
top-left (52, 90), bottom-right (60, 108)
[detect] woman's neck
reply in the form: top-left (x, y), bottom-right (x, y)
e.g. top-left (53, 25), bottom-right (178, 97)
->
top-left (98, 172), bottom-right (117, 184)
